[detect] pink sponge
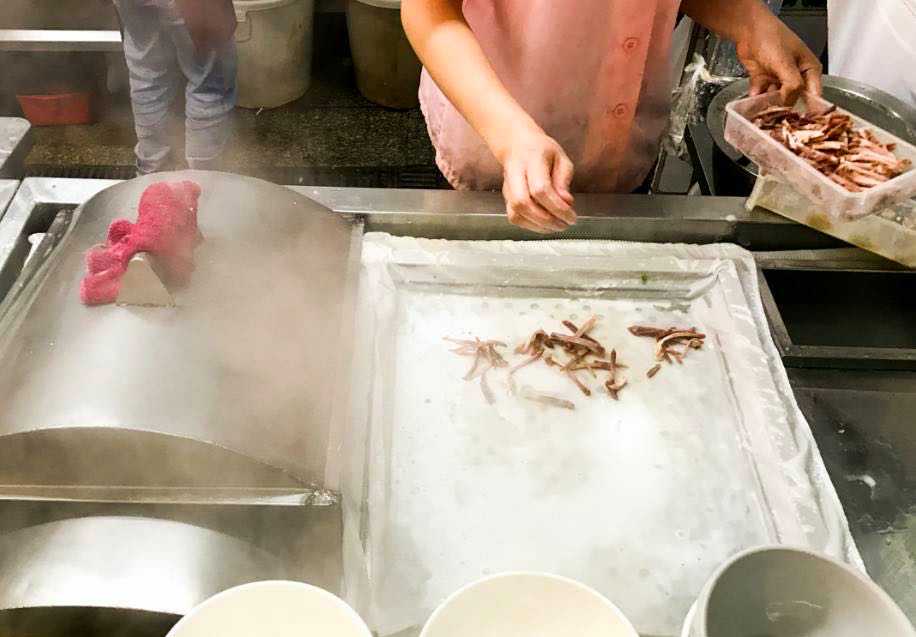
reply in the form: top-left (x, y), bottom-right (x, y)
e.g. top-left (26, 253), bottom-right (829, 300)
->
top-left (80, 181), bottom-right (203, 305)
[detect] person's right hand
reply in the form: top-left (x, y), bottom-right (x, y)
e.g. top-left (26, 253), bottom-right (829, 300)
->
top-left (497, 126), bottom-right (577, 234)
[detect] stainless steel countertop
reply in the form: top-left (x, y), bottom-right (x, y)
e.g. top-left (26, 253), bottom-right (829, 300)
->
top-left (0, 29), bottom-right (122, 52)
top-left (294, 186), bottom-right (840, 249)
top-left (1, 179), bottom-right (843, 251)
top-left (787, 367), bottom-right (916, 620)
top-left (0, 118), bottom-right (31, 179)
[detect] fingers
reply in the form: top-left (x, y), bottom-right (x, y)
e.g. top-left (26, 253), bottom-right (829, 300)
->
top-left (507, 211), bottom-right (549, 234)
top-left (800, 59), bottom-right (823, 96)
top-left (777, 64), bottom-right (805, 106)
top-left (502, 164), bottom-right (567, 234)
top-left (527, 157), bottom-right (575, 225)
top-left (499, 132), bottom-right (578, 233)
top-left (748, 72), bottom-right (776, 97)
top-left (552, 151), bottom-right (576, 207)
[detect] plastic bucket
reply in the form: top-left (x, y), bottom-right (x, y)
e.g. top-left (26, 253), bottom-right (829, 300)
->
top-left (165, 580), bottom-right (371, 637)
top-left (347, 0), bottom-right (422, 109)
top-left (420, 572), bottom-right (639, 637)
top-left (16, 92), bottom-right (93, 126)
top-left (233, 0), bottom-right (314, 109)
top-left (683, 546), bottom-right (915, 637)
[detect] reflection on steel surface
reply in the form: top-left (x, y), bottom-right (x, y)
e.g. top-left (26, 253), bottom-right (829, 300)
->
top-left (0, 516), bottom-right (288, 615)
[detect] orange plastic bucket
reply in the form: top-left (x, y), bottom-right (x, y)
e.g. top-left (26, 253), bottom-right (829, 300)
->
top-left (17, 91), bottom-right (94, 126)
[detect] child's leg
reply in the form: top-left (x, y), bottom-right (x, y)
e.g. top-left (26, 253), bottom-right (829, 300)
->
top-left (166, 15), bottom-right (238, 171)
top-left (114, 0), bottom-right (179, 174)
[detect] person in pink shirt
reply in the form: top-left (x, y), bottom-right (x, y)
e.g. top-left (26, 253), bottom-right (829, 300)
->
top-left (403, 0), bottom-right (822, 233)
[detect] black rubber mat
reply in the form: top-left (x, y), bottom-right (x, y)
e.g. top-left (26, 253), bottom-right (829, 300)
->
top-left (25, 164), bottom-right (137, 180)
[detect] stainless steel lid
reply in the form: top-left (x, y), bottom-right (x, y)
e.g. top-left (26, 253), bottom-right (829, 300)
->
top-left (0, 171), bottom-right (362, 489)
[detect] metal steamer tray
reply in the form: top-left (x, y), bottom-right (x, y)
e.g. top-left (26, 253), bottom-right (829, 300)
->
top-left (0, 176), bottom-right (863, 635)
top-left (343, 235), bottom-right (860, 637)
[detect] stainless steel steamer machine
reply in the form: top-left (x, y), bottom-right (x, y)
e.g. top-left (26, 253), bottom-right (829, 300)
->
top-left (0, 171), bottom-right (912, 635)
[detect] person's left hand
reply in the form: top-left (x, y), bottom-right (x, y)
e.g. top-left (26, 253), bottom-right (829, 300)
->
top-left (735, 14), bottom-right (822, 104)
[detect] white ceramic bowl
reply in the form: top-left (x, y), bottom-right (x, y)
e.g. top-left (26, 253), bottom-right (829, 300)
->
top-left (166, 580), bottom-right (371, 637)
top-left (420, 572), bottom-right (639, 637)
top-left (684, 546), bottom-right (915, 637)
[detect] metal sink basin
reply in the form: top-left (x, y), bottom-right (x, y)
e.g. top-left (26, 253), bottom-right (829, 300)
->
top-left (757, 251), bottom-right (916, 370)
top-left (763, 268), bottom-right (915, 350)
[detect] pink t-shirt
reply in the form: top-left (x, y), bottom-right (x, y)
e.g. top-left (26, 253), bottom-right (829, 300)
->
top-left (419, 0), bottom-right (680, 192)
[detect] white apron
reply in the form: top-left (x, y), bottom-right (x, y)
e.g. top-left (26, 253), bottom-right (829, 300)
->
top-left (828, 0), bottom-right (916, 108)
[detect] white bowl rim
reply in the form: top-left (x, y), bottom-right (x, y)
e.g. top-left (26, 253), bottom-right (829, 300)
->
top-left (693, 544), bottom-right (913, 635)
top-left (165, 580), bottom-right (371, 637)
top-left (420, 571), bottom-right (639, 637)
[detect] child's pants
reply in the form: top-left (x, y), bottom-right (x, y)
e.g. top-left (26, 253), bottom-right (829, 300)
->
top-left (114, 0), bottom-right (237, 174)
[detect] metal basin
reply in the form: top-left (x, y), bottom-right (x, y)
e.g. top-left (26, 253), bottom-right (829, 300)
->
top-left (686, 546), bottom-right (913, 637)
top-left (0, 171), bottom-right (362, 490)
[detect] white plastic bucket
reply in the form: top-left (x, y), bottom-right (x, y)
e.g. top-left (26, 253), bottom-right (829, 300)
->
top-left (233, 0), bottom-right (314, 109)
top-left (420, 572), bottom-right (639, 637)
top-left (166, 580), bottom-right (372, 637)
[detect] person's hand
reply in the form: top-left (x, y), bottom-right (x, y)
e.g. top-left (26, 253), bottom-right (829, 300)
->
top-left (175, 0), bottom-right (237, 54)
top-left (735, 13), bottom-right (822, 104)
top-left (495, 125), bottom-right (577, 234)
